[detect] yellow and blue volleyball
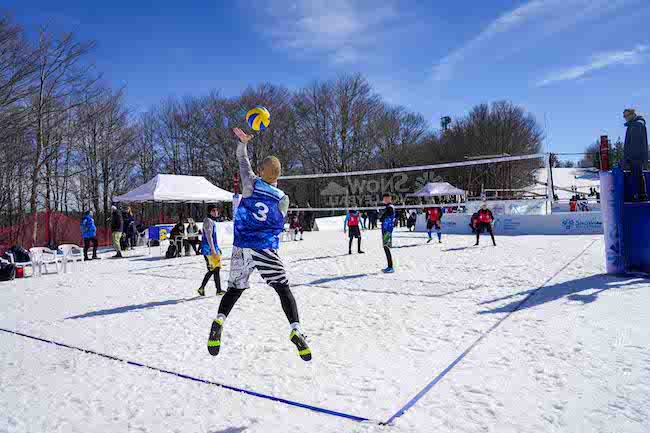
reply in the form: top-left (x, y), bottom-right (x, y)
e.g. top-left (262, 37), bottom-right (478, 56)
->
top-left (246, 106), bottom-right (271, 131)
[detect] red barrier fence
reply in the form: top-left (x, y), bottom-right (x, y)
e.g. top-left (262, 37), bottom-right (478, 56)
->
top-left (0, 211), bottom-right (112, 250)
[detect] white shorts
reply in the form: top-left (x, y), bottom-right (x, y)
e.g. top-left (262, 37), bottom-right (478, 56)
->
top-left (227, 246), bottom-right (288, 290)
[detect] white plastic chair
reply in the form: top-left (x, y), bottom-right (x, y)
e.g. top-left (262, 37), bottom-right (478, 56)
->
top-left (58, 244), bottom-right (85, 273)
top-left (29, 247), bottom-right (60, 276)
top-left (8, 251), bottom-right (34, 277)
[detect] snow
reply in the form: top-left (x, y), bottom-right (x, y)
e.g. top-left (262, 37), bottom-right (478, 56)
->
top-left (1, 230), bottom-right (649, 433)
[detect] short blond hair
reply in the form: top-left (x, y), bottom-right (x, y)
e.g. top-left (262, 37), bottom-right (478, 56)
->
top-left (261, 156), bottom-right (282, 180)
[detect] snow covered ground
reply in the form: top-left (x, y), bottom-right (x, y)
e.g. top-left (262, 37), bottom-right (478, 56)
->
top-left (1, 229), bottom-right (649, 433)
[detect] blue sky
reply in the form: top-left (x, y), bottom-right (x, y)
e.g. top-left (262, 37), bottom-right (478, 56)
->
top-left (6, 0), bottom-right (650, 161)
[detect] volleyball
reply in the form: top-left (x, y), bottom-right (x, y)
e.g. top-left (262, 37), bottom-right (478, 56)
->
top-left (246, 106), bottom-right (271, 131)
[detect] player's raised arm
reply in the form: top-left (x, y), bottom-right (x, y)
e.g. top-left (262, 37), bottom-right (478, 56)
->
top-left (233, 128), bottom-right (258, 198)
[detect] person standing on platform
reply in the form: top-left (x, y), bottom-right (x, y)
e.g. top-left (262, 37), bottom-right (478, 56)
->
top-left (623, 108), bottom-right (648, 201)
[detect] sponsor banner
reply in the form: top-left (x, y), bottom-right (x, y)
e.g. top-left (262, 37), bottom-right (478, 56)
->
top-left (316, 212), bottom-right (603, 235)
top-left (599, 172), bottom-right (624, 273)
top-left (465, 200), bottom-right (548, 216)
top-left (415, 212), bottom-right (602, 235)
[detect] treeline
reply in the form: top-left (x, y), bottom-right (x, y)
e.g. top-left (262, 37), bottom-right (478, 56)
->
top-left (0, 14), bottom-right (544, 228)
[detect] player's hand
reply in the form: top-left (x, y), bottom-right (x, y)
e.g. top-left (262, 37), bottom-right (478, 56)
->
top-left (233, 127), bottom-right (253, 144)
top-left (211, 249), bottom-right (218, 258)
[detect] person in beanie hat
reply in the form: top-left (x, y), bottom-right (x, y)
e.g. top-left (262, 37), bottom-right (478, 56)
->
top-left (198, 204), bottom-right (223, 296)
top-left (623, 108), bottom-right (648, 201)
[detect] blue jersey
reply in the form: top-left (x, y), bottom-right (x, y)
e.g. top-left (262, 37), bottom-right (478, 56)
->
top-left (201, 219), bottom-right (220, 255)
top-left (381, 204), bottom-right (396, 233)
top-left (234, 179), bottom-right (286, 249)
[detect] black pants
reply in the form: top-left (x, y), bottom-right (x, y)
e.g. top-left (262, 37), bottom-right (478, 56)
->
top-left (628, 161), bottom-right (648, 200)
top-left (476, 223), bottom-right (496, 245)
top-left (218, 285), bottom-right (299, 324)
top-left (200, 256), bottom-right (222, 292)
top-left (83, 237), bottom-right (98, 259)
top-left (348, 226), bottom-right (362, 252)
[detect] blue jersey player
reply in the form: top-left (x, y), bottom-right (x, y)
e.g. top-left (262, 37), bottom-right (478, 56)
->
top-left (380, 193), bottom-right (396, 273)
top-left (207, 127), bottom-right (311, 361)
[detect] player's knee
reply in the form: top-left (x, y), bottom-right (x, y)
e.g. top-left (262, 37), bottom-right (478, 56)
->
top-left (272, 283), bottom-right (291, 295)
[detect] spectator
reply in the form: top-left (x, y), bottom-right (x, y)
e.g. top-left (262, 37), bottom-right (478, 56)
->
top-left (110, 205), bottom-right (124, 258)
top-left (80, 210), bottom-right (98, 261)
top-left (125, 207), bottom-right (137, 250)
top-left (623, 108), bottom-right (648, 201)
top-left (170, 221), bottom-right (186, 257)
top-left (407, 210), bottom-right (417, 232)
top-left (361, 211), bottom-right (368, 229)
top-left (185, 218), bottom-right (201, 255)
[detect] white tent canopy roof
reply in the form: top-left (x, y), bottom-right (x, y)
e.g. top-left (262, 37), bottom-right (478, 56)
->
top-left (407, 182), bottom-right (466, 197)
top-left (113, 174), bottom-right (233, 203)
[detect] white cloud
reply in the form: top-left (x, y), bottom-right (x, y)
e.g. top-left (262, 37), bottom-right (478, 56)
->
top-left (260, 0), bottom-right (398, 64)
top-left (432, 0), bottom-right (634, 82)
top-left (537, 45), bottom-right (649, 86)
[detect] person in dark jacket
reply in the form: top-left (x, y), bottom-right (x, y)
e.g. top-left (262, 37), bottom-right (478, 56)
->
top-left (623, 108), bottom-right (649, 201)
top-left (169, 221), bottom-right (186, 257)
top-left (80, 210), bottom-right (98, 260)
top-left (124, 207), bottom-right (137, 249)
top-left (475, 204), bottom-right (496, 246)
top-left (110, 205), bottom-right (124, 258)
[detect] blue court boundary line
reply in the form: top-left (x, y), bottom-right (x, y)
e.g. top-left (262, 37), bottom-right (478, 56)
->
top-left (383, 239), bottom-right (599, 425)
top-left (0, 328), bottom-right (370, 424)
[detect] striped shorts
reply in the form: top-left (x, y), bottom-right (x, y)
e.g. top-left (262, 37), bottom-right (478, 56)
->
top-left (227, 246), bottom-right (288, 290)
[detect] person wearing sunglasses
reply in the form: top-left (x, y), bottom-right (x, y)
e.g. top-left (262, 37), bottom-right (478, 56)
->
top-left (623, 108), bottom-right (648, 201)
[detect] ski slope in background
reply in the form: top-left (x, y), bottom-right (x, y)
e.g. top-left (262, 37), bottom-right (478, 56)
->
top-left (1, 230), bottom-right (648, 433)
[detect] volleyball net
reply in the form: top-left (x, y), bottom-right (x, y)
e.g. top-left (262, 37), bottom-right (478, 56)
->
top-left (278, 153), bottom-right (550, 212)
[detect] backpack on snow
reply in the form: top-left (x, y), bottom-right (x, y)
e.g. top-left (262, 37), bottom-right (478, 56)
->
top-left (165, 243), bottom-right (177, 259)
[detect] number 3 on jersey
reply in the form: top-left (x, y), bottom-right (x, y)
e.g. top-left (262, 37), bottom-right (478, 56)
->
top-left (253, 202), bottom-right (269, 221)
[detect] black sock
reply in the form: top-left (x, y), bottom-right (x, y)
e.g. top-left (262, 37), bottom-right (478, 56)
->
top-left (348, 238), bottom-right (353, 252)
top-left (218, 289), bottom-right (244, 317)
top-left (476, 232), bottom-right (480, 244)
top-left (273, 285), bottom-right (300, 324)
top-left (213, 268), bottom-right (221, 291)
top-left (200, 270), bottom-right (214, 290)
top-left (384, 246), bottom-right (393, 268)
top-left (358, 237), bottom-right (362, 252)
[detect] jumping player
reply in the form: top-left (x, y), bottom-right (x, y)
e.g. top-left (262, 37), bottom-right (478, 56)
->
top-left (425, 205), bottom-right (443, 243)
top-left (344, 209), bottom-right (365, 254)
top-left (197, 204), bottom-right (224, 296)
top-left (475, 204), bottom-right (496, 246)
top-left (380, 193), bottom-right (396, 273)
top-left (207, 128), bottom-right (311, 361)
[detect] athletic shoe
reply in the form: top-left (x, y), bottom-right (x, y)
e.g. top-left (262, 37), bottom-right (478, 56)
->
top-left (197, 287), bottom-right (205, 296)
top-left (290, 329), bottom-right (312, 361)
top-left (383, 267), bottom-right (395, 273)
top-left (207, 318), bottom-right (223, 356)
top-left (427, 238), bottom-right (432, 243)
top-left (216, 290), bottom-right (224, 296)
top-left (474, 242), bottom-right (479, 246)
top-left (358, 250), bottom-right (365, 254)
top-left (439, 239), bottom-right (442, 244)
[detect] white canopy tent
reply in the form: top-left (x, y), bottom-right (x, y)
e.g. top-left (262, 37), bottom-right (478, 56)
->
top-left (407, 182), bottom-right (466, 198)
top-left (113, 174), bottom-right (233, 203)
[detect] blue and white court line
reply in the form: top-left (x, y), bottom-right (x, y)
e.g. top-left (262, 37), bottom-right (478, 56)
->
top-left (0, 328), bottom-right (370, 423)
top-left (383, 238), bottom-right (599, 425)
